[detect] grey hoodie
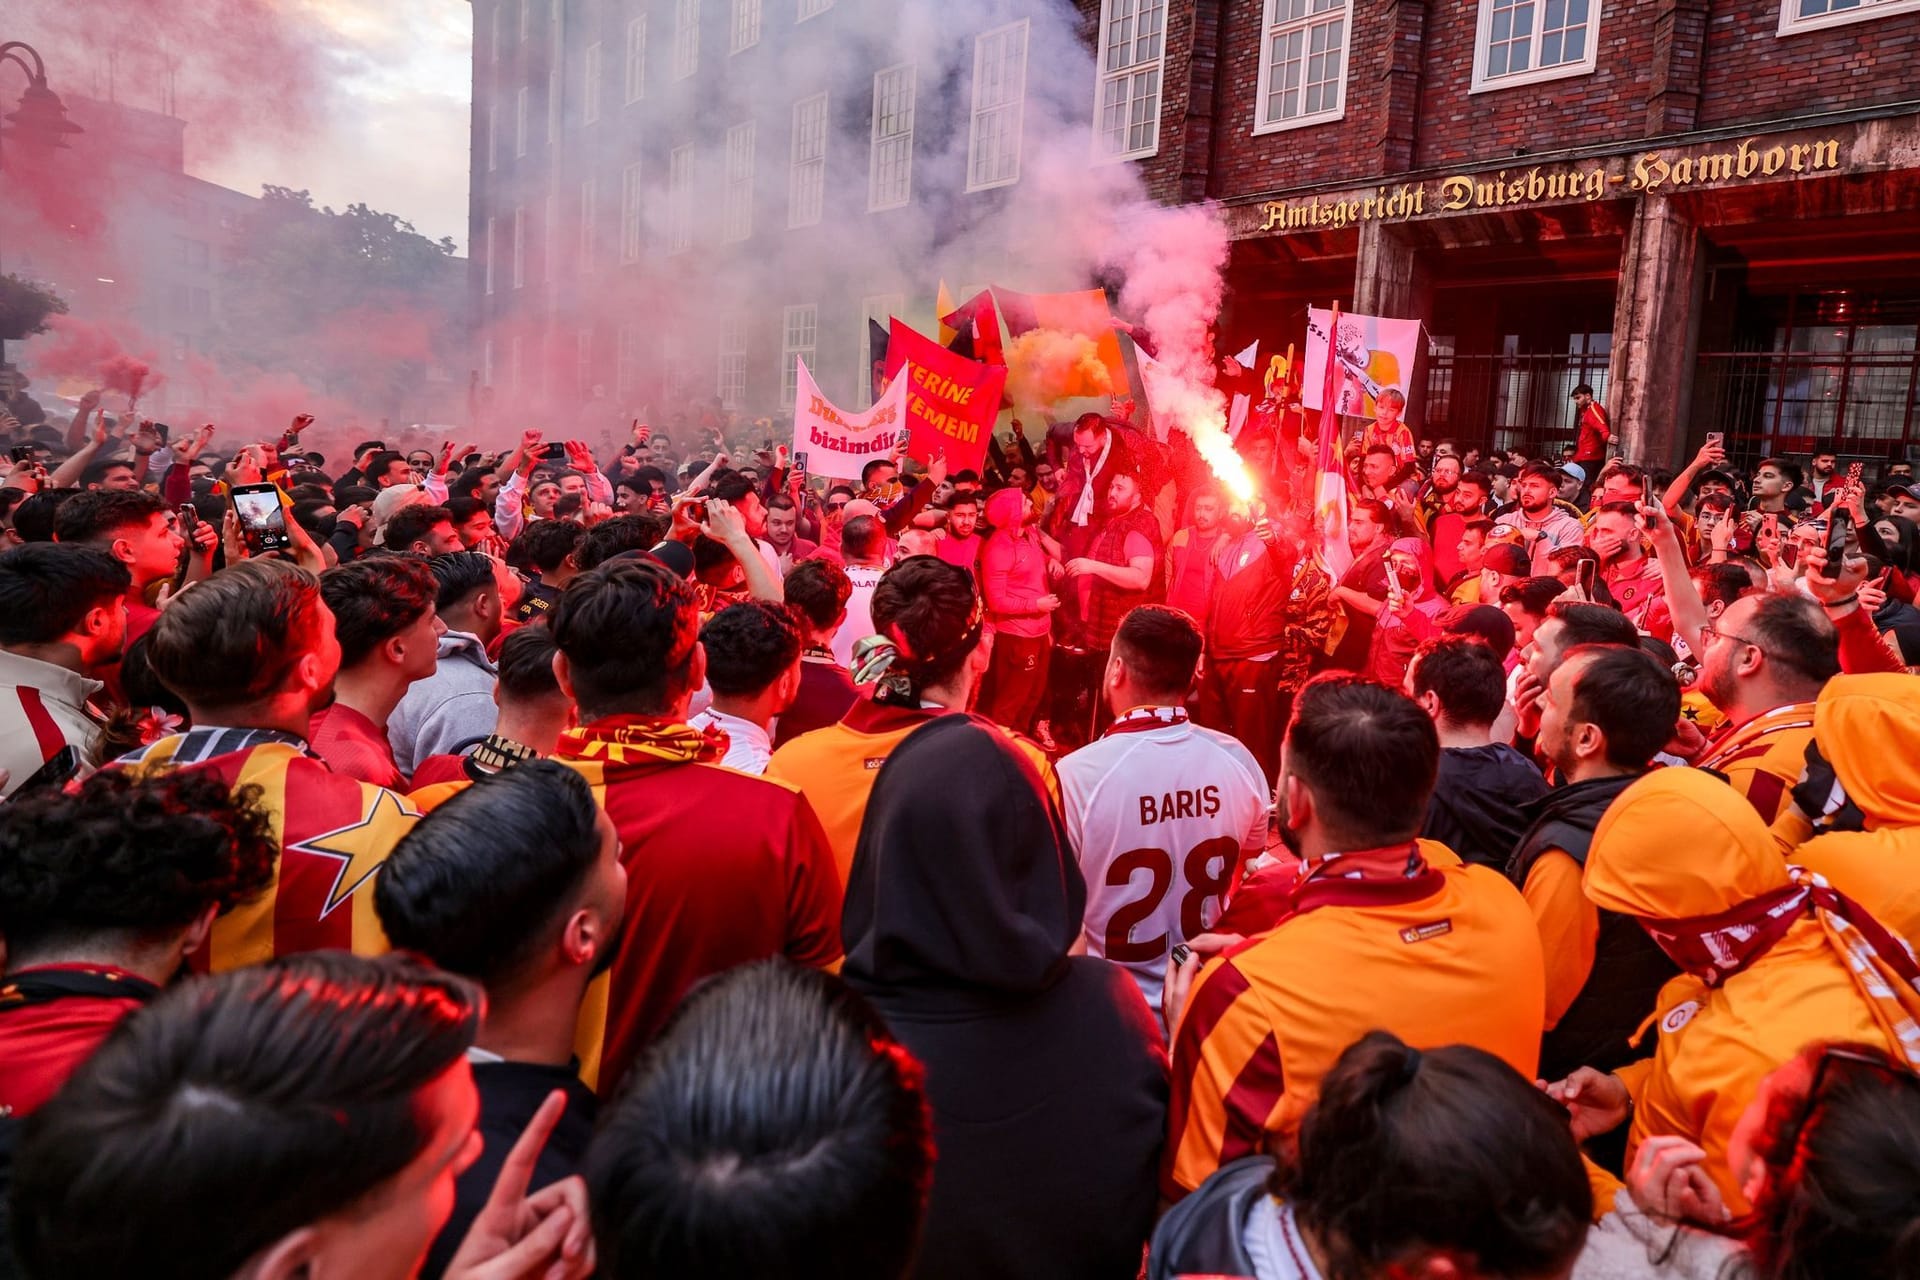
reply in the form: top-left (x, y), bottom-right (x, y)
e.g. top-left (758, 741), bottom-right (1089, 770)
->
top-left (387, 630), bottom-right (499, 776)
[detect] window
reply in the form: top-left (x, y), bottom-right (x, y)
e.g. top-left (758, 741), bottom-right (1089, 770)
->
top-left (797, 0), bottom-right (833, 18)
top-left (719, 316), bottom-right (749, 409)
top-left (724, 121), bottom-right (755, 242)
top-left (675, 0), bottom-right (701, 79)
top-left (1472, 0), bottom-right (1599, 92)
top-left (578, 177), bottom-right (597, 270)
top-left (512, 206), bottom-right (527, 289)
top-left (519, 0), bottom-right (532, 41)
top-left (967, 21), bottom-right (1028, 191)
top-left (668, 144), bottom-right (697, 253)
top-left (731, 0), bottom-right (761, 51)
top-left (491, 2), bottom-right (502, 62)
top-left (515, 86), bottom-right (529, 156)
top-left (621, 162), bottom-right (644, 263)
top-left (859, 293), bottom-right (904, 406)
top-left (548, 68), bottom-right (560, 141)
top-left (869, 64), bottom-right (915, 211)
top-left (483, 337), bottom-right (495, 387)
top-left (510, 335), bottom-right (524, 389)
top-left (1254, 0), bottom-right (1350, 132)
top-left (617, 324), bottom-right (642, 397)
top-left (1778, 0), bottom-right (1920, 33)
top-left (625, 17), bottom-right (647, 102)
top-left (584, 42), bottom-right (603, 123)
top-left (1094, 0), bottom-right (1166, 159)
top-left (576, 327), bottom-right (596, 396)
top-left (487, 103), bottom-right (499, 171)
top-left (543, 193), bottom-right (556, 282)
top-left (788, 92), bottom-right (828, 228)
top-left (485, 217), bottom-right (497, 294)
top-left (781, 305), bottom-right (817, 408)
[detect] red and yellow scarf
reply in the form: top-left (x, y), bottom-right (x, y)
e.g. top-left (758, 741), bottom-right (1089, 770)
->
top-left (558, 715), bottom-right (729, 767)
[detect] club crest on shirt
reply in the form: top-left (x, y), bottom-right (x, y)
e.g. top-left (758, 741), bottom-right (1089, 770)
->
top-left (1399, 919), bottom-right (1452, 945)
top-left (1661, 1001), bottom-right (1701, 1034)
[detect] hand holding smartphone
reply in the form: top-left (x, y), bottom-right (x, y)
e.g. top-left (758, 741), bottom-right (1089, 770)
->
top-left (229, 483), bottom-right (291, 555)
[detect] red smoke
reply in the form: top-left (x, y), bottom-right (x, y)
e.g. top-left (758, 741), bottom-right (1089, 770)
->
top-left (30, 316), bottom-right (166, 406)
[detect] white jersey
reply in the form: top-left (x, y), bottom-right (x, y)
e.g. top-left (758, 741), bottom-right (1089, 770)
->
top-left (1058, 709), bottom-right (1271, 1019)
top-left (832, 565), bottom-right (886, 668)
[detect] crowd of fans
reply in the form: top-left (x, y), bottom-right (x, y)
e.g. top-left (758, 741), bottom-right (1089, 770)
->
top-left (2, 378), bottom-right (1920, 1280)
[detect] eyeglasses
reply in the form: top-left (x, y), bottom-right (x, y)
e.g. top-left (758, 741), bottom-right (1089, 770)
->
top-left (826, 500), bottom-right (849, 512)
top-left (1699, 622), bottom-right (1762, 650)
top-left (1778, 1046), bottom-right (1917, 1168)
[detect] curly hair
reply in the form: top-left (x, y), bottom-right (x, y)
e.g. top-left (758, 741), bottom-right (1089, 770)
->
top-left (0, 769), bottom-right (277, 957)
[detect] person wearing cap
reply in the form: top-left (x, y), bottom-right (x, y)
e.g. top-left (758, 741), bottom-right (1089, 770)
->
top-left (1556, 462), bottom-right (1588, 507)
top-left (1891, 484), bottom-right (1920, 524)
top-left (1571, 383), bottom-right (1610, 469)
top-left (1479, 538), bottom-right (1534, 606)
top-left (1546, 767), bottom-right (1920, 1216)
top-left (1499, 463), bottom-right (1587, 573)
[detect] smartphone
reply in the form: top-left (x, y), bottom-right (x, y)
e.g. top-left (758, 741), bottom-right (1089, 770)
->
top-left (1170, 944), bottom-right (1192, 969)
top-left (895, 426), bottom-right (912, 451)
top-left (8, 444), bottom-right (33, 463)
top-left (177, 503), bottom-right (198, 531)
top-left (793, 451), bottom-right (809, 474)
top-left (13, 744), bottom-right (80, 797)
top-left (1576, 558), bottom-right (1596, 596)
top-left (1705, 431), bottom-right (1724, 450)
top-left (230, 483), bottom-right (291, 554)
top-left (1827, 507), bottom-right (1853, 567)
top-left (1847, 461), bottom-right (1864, 485)
top-left (541, 441), bottom-right (568, 461)
top-left (1763, 514), bottom-right (1779, 540)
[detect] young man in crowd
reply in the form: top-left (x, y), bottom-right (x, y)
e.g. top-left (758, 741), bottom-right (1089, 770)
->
top-left (10, 952), bottom-right (593, 1280)
top-left (312, 555), bottom-right (443, 789)
top-left (382, 503), bottom-right (466, 556)
top-left (1409, 636), bottom-right (1548, 869)
top-left (1501, 463), bottom-right (1587, 573)
top-left (586, 962), bottom-right (933, 1280)
top-left (548, 558), bottom-right (842, 1093)
top-left (831, 514), bottom-right (889, 667)
top-left (390, 552), bottom-right (521, 775)
top-left (1327, 498), bottom-right (1393, 671)
top-left (409, 624), bottom-right (574, 801)
top-left (1509, 644), bottom-right (1682, 1082)
top-left (763, 492), bottom-right (818, 575)
top-left (687, 600), bottom-right (804, 775)
top-left (776, 557), bottom-right (858, 748)
top-left (1164, 676), bottom-right (1545, 1198)
top-left (52, 488), bottom-right (210, 645)
top-left (0, 544), bottom-right (128, 796)
top-left (122, 559), bottom-right (420, 968)
top-left (376, 760), bottom-right (625, 1277)
top-left (1163, 484), bottom-right (1232, 621)
top-left (509, 519), bottom-right (587, 623)
top-left (1586, 501), bottom-right (1672, 639)
top-left (934, 491), bottom-right (985, 571)
top-left (1570, 382), bottom-right (1611, 471)
top-left (1060, 606), bottom-right (1270, 1021)
top-left (1750, 457), bottom-right (1806, 516)
top-left (0, 769), bottom-right (277, 1116)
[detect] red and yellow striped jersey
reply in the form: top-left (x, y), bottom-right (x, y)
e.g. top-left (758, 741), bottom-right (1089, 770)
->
top-left (115, 736), bottom-right (419, 972)
top-left (1164, 856), bottom-right (1544, 1198)
top-left (1695, 701), bottom-right (1817, 826)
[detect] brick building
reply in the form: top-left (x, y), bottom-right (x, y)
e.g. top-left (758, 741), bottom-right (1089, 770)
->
top-left (1131, 0), bottom-right (1920, 468)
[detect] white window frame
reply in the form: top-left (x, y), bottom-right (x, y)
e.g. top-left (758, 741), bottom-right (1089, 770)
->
top-left (547, 67), bottom-right (561, 142)
top-left (515, 86), bottom-right (530, 156)
top-left (1470, 0), bottom-right (1601, 93)
top-left (675, 0), bottom-right (701, 80)
top-left (519, 0), bottom-right (532, 42)
top-left (1093, 0), bottom-right (1167, 161)
top-left (483, 337), bottom-right (496, 387)
top-left (491, 2), bottom-right (503, 63)
top-left (868, 63), bottom-right (916, 212)
top-left (617, 324), bottom-right (642, 397)
top-left (485, 217), bottom-right (497, 294)
top-left (797, 0), bottom-right (833, 19)
top-left (788, 92), bottom-right (828, 228)
top-left (967, 20), bottom-right (1028, 192)
top-left (578, 177), bottom-right (597, 271)
top-left (620, 162), bottom-right (644, 263)
top-left (1253, 0), bottom-right (1351, 134)
top-left (1777, 0), bottom-right (1920, 33)
top-left (576, 327), bottom-right (596, 396)
top-left (781, 304), bottom-right (817, 408)
top-left (724, 121), bottom-right (755, 242)
top-left (512, 206), bottom-right (527, 289)
top-left (584, 43), bottom-right (604, 123)
top-left (625, 16), bottom-right (647, 102)
top-left (858, 293), bottom-right (904, 407)
top-left (718, 315), bottom-right (749, 409)
top-left (510, 334), bottom-right (524, 389)
top-left (543, 192), bottom-right (556, 282)
top-left (731, 0), bottom-right (762, 52)
top-left (668, 143), bottom-right (697, 254)
top-left (487, 103), bottom-right (499, 171)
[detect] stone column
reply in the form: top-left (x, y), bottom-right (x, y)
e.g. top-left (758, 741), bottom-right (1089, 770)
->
top-left (1353, 221), bottom-right (1433, 422)
top-left (1609, 195), bottom-right (1705, 468)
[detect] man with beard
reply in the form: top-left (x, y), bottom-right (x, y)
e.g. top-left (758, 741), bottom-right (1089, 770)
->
top-left (1326, 498), bottom-right (1393, 672)
top-left (763, 493), bottom-right (818, 576)
top-left (1196, 511), bottom-right (1333, 784)
top-left (1805, 449), bottom-right (1840, 510)
top-left (1352, 444), bottom-right (1420, 531)
top-left (1689, 591), bottom-right (1838, 823)
top-left (1164, 485), bottom-right (1233, 622)
top-left (1501, 463), bottom-right (1586, 573)
top-left (935, 493), bottom-right (985, 572)
top-left (1585, 502), bottom-right (1671, 640)
top-left (1029, 456), bottom-right (1062, 523)
top-left (1428, 468), bottom-right (1492, 589)
top-left (374, 760), bottom-right (626, 1278)
top-left (1506, 645), bottom-right (1681, 1084)
top-left (1417, 453), bottom-right (1464, 530)
top-left (1062, 470), bottom-right (1162, 734)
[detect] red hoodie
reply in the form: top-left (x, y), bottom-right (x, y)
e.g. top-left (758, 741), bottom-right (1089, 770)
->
top-left (981, 488), bottom-right (1052, 640)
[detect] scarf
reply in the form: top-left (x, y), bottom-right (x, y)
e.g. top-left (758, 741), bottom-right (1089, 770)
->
top-left (558, 715), bottom-right (729, 766)
top-left (1069, 432), bottom-right (1112, 527)
top-left (1640, 865), bottom-right (1920, 1070)
top-left (1224, 842), bottom-right (1448, 937)
top-left (850, 592), bottom-right (986, 708)
top-left (1103, 706), bottom-right (1189, 736)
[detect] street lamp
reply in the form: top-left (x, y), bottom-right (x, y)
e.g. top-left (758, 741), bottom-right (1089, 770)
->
top-left (0, 40), bottom-right (81, 369)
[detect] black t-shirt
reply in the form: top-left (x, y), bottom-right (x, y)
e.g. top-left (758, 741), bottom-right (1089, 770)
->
top-left (1325, 543), bottom-right (1390, 671)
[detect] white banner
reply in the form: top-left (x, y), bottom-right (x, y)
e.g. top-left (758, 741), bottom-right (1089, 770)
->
top-left (1226, 339), bottom-right (1259, 439)
top-left (791, 357), bottom-right (909, 480)
top-left (1301, 307), bottom-right (1421, 416)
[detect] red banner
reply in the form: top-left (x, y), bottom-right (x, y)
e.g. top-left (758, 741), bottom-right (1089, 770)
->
top-left (885, 320), bottom-right (1006, 475)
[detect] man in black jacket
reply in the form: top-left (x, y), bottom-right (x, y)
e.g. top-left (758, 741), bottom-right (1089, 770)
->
top-left (1408, 636), bottom-right (1548, 868)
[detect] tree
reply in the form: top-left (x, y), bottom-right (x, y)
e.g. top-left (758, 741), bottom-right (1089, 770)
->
top-left (0, 272), bottom-right (68, 343)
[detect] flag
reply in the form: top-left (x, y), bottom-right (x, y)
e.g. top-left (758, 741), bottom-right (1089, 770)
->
top-left (885, 320), bottom-right (1006, 476)
top-left (937, 280), bottom-right (958, 348)
top-left (791, 357), bottom-right (909, 481)
top-left (1302, 307), bottom-right (1421, 416)
top-left (1226, 339), bottom-right (1260, 439)
top-left (1313, 306), bottom-right (1353, 581)
top-left (868, 319), bottom-right (891, 406)
top-left (941, 288), bottom-right (1004, 365)
top-left (992, 286), bottom-right (1128, 395)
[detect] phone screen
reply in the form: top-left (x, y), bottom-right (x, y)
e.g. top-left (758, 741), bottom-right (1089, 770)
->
top-left (1827, 508), bottom-right (1853, 567)
top-left (231, 484), bottom-right (291, 554)
top-left (9, 445), bottom-right (33, 463)
top-left (1576, 558), bottom-right (1596, 594)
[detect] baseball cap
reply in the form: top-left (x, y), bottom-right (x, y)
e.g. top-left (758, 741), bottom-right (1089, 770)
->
top-left (1560, 462), bottom-right (1587, 485)
top-left (1483, 543), bottom-right (1532, 577)
top-left (1441, 603), bottom-right (1518, 656)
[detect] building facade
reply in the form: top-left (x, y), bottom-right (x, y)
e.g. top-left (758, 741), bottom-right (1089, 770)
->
top-left (1141, 0), bottom-right (1920, 468)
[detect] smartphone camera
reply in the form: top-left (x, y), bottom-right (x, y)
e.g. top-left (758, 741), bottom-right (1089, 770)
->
top-left (230, 483), bottom-right (292, 555)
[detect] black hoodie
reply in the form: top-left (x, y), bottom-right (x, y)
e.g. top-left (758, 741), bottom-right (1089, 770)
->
top-left (844, 715), bottom-right (1167, 1280)
top-left (1422, 742), bottom-right (1550, 869)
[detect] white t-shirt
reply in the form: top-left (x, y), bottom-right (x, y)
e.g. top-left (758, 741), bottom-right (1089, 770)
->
top-left (688, 706), bottom-right (773, 775)
top-left (832, 564), bottom-right (887, 668)
top-left (1057, 708), bottom-right (1271, 1018)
